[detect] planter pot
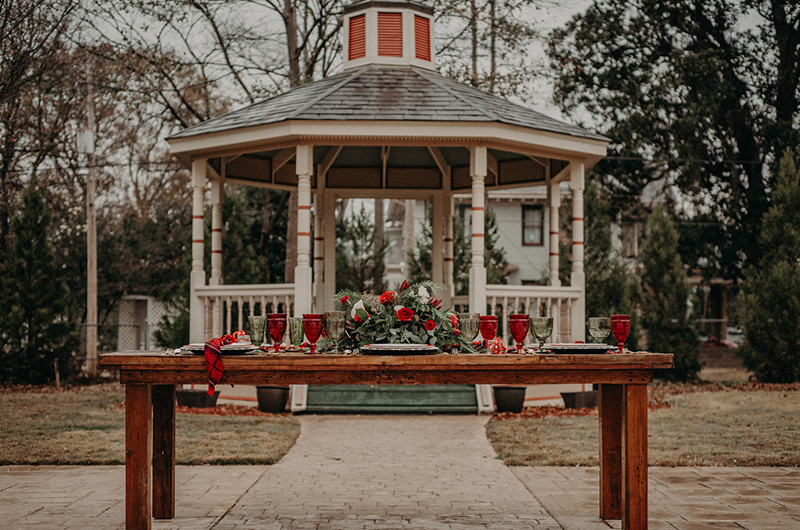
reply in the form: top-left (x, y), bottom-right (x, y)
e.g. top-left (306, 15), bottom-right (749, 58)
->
top-left (176, 389), bottom-right (220, 408)
top-left (561, 390), bottom-right (598, 409)
top-left (256, 385), bottom-right (289, 413)
top-left (493, 386), bottom-right (526, 413)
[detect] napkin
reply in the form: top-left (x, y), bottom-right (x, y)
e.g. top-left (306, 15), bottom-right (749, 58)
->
top-left (205, 334), bottom-right (235, 396)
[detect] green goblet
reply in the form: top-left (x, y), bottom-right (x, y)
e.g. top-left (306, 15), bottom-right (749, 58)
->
top-left (247, 316), bottom-right (267, 347)
top-left (324, 311), bottom-right (346, 342)
top-left (287, 317), bottom-right (304, 348)
top-left (459, 313), bottom-right (480, 343)
top-left (529, 316), bottom-right (553, 353)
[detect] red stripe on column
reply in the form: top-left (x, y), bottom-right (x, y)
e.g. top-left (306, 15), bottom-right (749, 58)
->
top-left (444, 238), bottom-right (453, 242)
top-left (549, 252), bottom-right (559, 256)
top-left (550, 231), bottom-right (559, 235)
top-left (298, 232), bottom-right (311, 237)
top-left (314, 257), bottom-right (324, 260)
top-left (444, 258), bottom-right (453, 262)
top-left (192, 216), bottom-right (203, 219)
top-left (212, 228), bottom-right (221, 232)
top-left (211, 250), bottom-right (222, 254)
top-left (192, 240), bottom-right (203, 244)
top-left (472, 233), bottom-right (484, 237)
top-left (314, 237), bottom-right (324, 241)
top-left (472, 206), bottom-right (484, 211)
top-left (298, 205), bottom-right (310, 210)
top-left (573, 217), bottom-right (584, 221)
top-left (573, 241), bottom-right (584, 245)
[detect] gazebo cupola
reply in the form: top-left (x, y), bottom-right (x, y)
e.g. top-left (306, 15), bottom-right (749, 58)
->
top-left (343, 0), bottom-right (435, 71)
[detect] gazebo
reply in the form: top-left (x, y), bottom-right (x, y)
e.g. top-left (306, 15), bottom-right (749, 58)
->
top-left (167, 0), bottom-right (608, 360)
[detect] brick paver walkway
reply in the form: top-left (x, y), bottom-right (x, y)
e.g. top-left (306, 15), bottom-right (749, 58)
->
top-left (2, 415), bottom-right (799, 529)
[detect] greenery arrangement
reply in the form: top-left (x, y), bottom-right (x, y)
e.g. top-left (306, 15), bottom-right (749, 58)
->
top-left (323, 281), bottom-right (475, 353)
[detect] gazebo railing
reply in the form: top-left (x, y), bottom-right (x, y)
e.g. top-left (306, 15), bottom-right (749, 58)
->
top-left (452, 285), bottom-right (582, 344)
top-left (195, 284), bottom-right (295, 340)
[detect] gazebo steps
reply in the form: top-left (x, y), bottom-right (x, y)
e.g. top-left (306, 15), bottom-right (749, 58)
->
top-left (303, 384), bottom-right (478, 413)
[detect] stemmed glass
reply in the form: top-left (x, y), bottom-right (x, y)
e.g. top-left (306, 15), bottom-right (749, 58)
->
top-left (266, 313), bottom-right (287, 347)
top-left (459, 313), bottom-right (480, 344)
top-left (324, 311), bottom-right (346, 346)
top-left (587, 317), bottom-right (612, 345)
top-left (479, 316), bottom-right (498, 349)
top-left (247, 316), bottom-right (267, 347)
top-left (508, 315), bottom-right (530, 353)
top-left (611, 315), bottom-right (631, 354)
top-left (529, 317), bottom-right (553, 353)
top-left (287, 317), bottom-right (304, 348)
top-left (302, 314), bottom-right (324, 353)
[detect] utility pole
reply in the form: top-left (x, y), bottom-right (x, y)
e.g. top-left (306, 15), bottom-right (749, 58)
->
top-left (78, 56), bottom-right (97, 377)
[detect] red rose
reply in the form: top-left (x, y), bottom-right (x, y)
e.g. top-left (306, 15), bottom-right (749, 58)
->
top-left (398, 280), bottom-right (410, 292)
top-left (430, 298), bottom-right (442, 309)
top-left (340, 295), bottom-right (349, 306)
top-left (453, 329), bottom-right (461, 336)
top-left (354, 314), bottom-right (363, 323)
top-left (396, 307), bottom-right (414, 321)
top-left (379, 291), bottom-right (395, 305)
top-left (424, 320), bottom-right (435, 331)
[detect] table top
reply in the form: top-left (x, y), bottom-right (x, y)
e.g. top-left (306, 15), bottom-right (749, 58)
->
top-left (101, 351), bottom-right (673, 386)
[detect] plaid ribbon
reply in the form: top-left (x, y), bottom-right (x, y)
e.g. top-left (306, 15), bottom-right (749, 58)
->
top-left (205, 334), bottom-right (235, 396)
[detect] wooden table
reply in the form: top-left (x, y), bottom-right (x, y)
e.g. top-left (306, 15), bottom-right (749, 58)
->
top-left (100, 352), bottom-right (673, 530)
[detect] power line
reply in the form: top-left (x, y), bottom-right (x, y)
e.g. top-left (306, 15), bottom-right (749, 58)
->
top-left (5, 160), bottom-right (182, 175)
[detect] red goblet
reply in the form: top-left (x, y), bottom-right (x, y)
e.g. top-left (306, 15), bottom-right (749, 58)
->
top-left (611, 315), bottom-right (631, 354)
top-left (266, 313), bottom-right (287, 347)
top-left (479, 316), bottom-right (498, 349)
top-left (302, 314), bottom-right (324, 353)
top-left (508, 315), bottom-right (530, 354)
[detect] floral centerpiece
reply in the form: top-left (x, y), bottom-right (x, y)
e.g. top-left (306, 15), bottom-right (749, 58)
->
top-left (322, 281), bottom-right (475, 353)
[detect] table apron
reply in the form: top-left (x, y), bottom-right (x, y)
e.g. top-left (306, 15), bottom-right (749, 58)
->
top-left (119, 368), bottom-right (653, 385)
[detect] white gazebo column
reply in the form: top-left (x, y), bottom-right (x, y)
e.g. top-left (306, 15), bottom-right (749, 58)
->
top-left (443, 194), bottom-right (455, 308)
top-left (189, 159), bottom-right (207, 343)
top-left (431, 192), bottom-right (444, 286)
top-left (323, 192), bottom-right (337, 312)
top-left (313, 192), bottom-right (324, 312)
top-left (548, 177), bottom-right (561, 288)
top-left (570, 160), bottom-right (586, 341)
top-left (469, 146), bottom-right (487, 313)
top-left (294, 145), bottom-right (314, 316)
top-left (210, 180), bottom-right (223, 286)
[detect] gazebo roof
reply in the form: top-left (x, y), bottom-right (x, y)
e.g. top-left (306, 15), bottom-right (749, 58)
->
top-left (167, 65), bottom-right (608, 143)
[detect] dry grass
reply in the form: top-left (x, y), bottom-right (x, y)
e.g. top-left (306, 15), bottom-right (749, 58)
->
top-left (0, 387), bottom-right (300, 465)
top-left (487, 388), bottom-right (800, 467)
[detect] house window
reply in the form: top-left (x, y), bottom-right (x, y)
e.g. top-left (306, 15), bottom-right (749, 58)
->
top-left (378, 12), bottom-right (403, 57)
top-left (522, 205), bottom-right (543, 246)
top-left (349, 15), bottom-right (366, 60)
top-left (622, 223), bottom-right (639, 258)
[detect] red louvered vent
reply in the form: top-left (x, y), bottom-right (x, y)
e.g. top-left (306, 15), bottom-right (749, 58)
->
top-left (349, 15), bottom-right (366, 60)
top-left (414, 16), bottom-right (430, 61)
top-left (378, 12), bottom-right (403, 57)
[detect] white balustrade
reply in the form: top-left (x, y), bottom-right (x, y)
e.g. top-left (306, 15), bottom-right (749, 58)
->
top-left (195, 284), bottom-right (296, 340)
top-left (451, 284), bottom-right (582, 344)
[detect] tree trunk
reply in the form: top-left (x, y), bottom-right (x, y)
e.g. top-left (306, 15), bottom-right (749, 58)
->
top-left (374, 198), bottom-right (384, 252)
top-left (283, 0), bottom-right (300, 87)
top-left (470, 0), bottom-right (478, 86)
top-left (489, 0), bottom-right (496, 93)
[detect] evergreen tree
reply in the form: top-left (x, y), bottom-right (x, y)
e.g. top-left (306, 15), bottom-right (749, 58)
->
top-left (583, 179), bottom-right (640, 345)
top-left (335, 203), bottom-right (387, 294)
top-left (0, 187), bottom-right (78, 384)
top-left (640, 207), bottom-right (701, 381)
top-left (408, 204), bottom-right (508, 295)
top-left (739, 150), bottom-right (800, 382)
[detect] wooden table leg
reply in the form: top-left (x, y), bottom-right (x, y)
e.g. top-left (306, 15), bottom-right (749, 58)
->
top-left (599, 384), bottom-right (622, 519)
top-left (622, 384), bottom-right (648, 530)
top-left (152, 385), bottom-right (176, 519)
top-left (126, 385), bottom-right (152, 530)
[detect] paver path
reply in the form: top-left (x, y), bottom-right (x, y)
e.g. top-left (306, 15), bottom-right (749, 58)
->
top-left (2, 414), bottom-right (800, 529)
top-left (214, 415), bottom-right (559, 529)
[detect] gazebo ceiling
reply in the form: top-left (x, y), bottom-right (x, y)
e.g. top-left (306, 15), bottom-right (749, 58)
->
top-left (169, 64), bottom-right (608, 191)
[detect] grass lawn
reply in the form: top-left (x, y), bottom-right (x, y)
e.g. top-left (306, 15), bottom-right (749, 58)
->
top-left (486, 386), bottom-right (800, 467)
top-left (0, 386), bottom-right (300, 465)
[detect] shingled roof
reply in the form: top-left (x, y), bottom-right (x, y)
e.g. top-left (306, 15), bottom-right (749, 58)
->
top-left (167, 65), bottom-right (608, 142)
